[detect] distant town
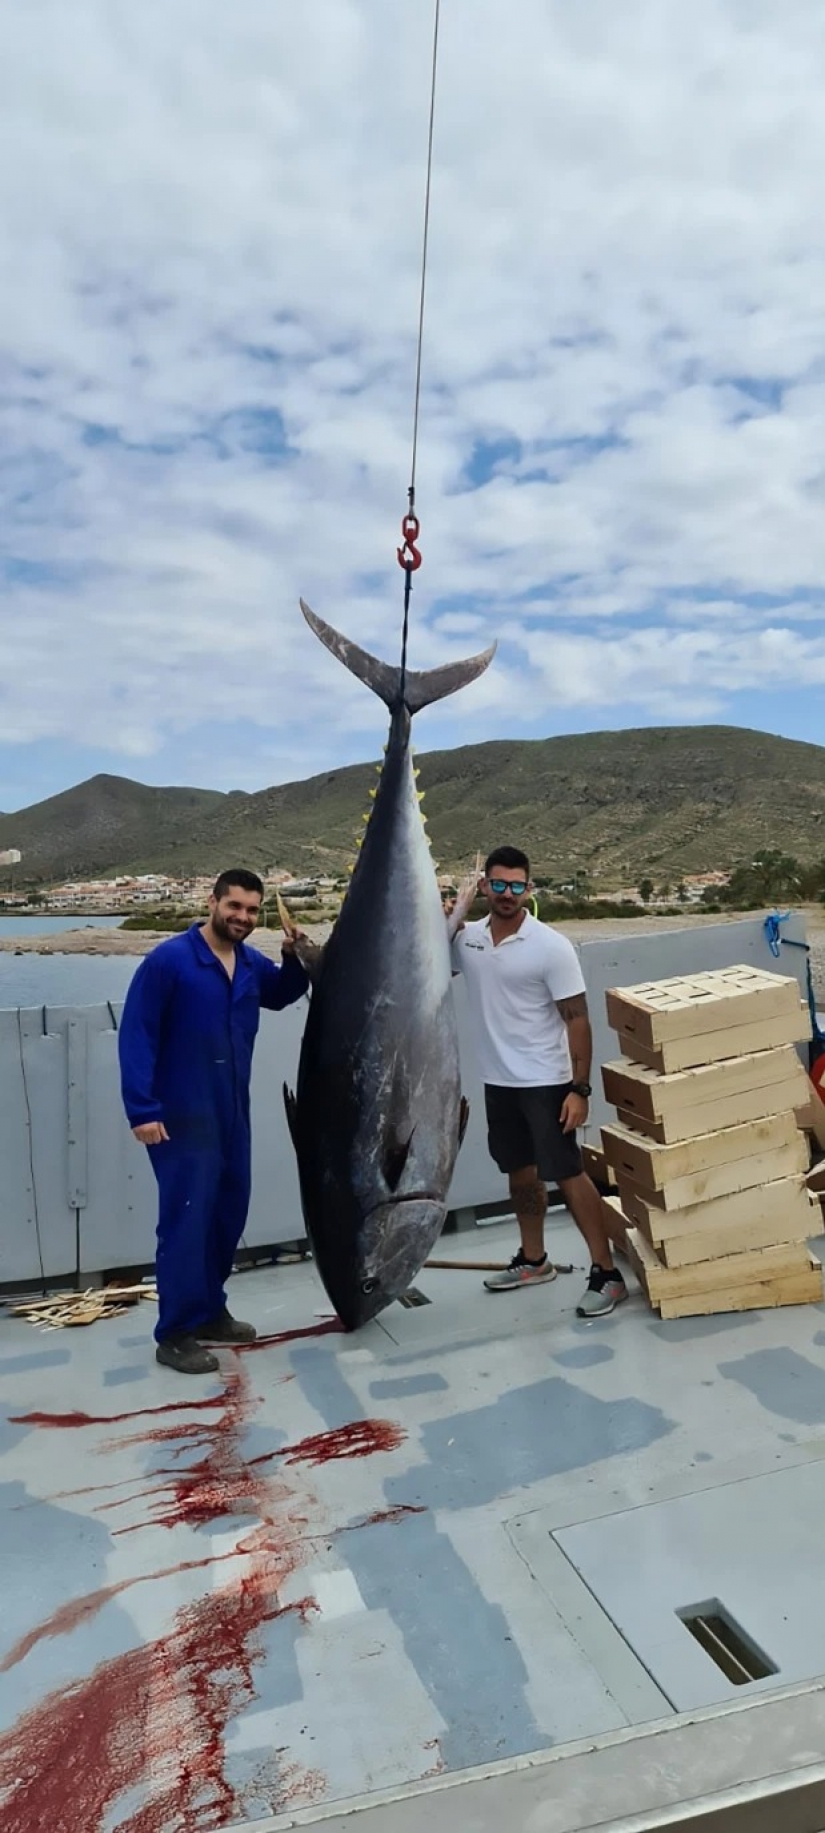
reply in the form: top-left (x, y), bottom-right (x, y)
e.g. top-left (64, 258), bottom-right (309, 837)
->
top-left (0, 867), bottom-right (734, 917)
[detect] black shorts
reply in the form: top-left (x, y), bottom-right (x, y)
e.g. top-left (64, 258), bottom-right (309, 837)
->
top-left (484, 1083), bottom-right (583, 1184)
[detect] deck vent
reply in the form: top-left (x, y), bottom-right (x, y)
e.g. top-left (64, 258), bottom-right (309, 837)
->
top-left (677, 1600), bottom-right (778, 1686)
top-left (398, 1287), bottom-right (431, 1309)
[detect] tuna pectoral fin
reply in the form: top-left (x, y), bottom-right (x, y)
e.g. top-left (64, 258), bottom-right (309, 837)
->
top-left (458, 1097), bottom-right (469, 1150)
top-left (383, 1130), bottom-right (415, 1192)
top-left (283, 1084), bottom-right (298, 1148)
top-left (300, 599), bottom-right (495, 713)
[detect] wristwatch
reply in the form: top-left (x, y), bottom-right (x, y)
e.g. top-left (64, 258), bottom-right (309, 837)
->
top-left (570, 1081), bottom-right (592, 1098)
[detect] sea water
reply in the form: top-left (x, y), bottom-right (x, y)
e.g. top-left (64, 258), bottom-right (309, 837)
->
top-left (0, 917), bottom-right (136, 1010)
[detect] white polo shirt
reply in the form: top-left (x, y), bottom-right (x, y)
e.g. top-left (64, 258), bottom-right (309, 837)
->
top-left (451, 912), bottom-right (586, 1088)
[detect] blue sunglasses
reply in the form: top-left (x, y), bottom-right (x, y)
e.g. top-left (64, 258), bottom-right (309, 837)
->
top-left (488, 878), bottom-right (527, 896)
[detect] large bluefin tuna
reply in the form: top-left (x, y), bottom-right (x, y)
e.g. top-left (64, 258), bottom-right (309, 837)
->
top-left (283, 599), bottom-right (495, 1329)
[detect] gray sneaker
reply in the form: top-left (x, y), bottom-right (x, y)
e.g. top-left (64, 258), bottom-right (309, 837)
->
top-left (484, 1250), bottom-right (558, 1292)
top-left (576, 1265), bottom-right (628, 1318)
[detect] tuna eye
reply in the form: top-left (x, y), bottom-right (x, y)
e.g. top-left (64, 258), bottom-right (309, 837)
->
top-left (361, 1278), bottom-right (377, 1295)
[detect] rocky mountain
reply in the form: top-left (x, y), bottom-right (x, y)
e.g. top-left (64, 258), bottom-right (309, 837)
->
top-left (2, 725), bottom-right (824, 887)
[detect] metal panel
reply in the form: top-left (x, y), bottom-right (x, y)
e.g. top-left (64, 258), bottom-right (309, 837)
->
top-left (0, 916), bottom-right (812, 1284)
top-left (0, 1008), bottom-right (43, 1283)
top-left (77, 1006), bottom-right (158, 1276)
top-left (66, 1016), bottom-right (87, 1209)
top-left (554, 1460), bottom-right (825, 1713)
top-left (17, 1008), bottom-right (77, 1283)
top-left (247, 992), bottom-right (312, 1248)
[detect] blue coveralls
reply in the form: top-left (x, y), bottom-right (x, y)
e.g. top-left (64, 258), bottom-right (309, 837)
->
top-left (118, 923), bottom-right (309, 1342)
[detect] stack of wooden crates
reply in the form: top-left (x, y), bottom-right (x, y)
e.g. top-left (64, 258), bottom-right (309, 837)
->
top-left (599, 965), bottom-right (823, 1319)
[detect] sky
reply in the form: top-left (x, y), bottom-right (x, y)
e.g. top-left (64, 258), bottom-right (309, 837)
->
top-left (2, 0), bottom-right (825, 812)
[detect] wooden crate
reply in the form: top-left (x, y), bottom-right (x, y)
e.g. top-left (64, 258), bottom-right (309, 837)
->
top-left (795, 1087), bottom-right (825, 1153)
top-left (612, 1175), bottom-right (814, 1267)
top-left (581, 1142), bottom-right (612, 1186)
top-left (614, 1006), bottom-right (809, 1075)
top-left (606, 965), bottom-right (801, 1050)
top-left (612, 1173), bottom-right (810, 1246)
top-left (602, 1045), bottom-right (808, 1145)
top-left (623, 1223), bottom-right (823, 1319)
top-left (601, 1110), bottom-right (801, 1201)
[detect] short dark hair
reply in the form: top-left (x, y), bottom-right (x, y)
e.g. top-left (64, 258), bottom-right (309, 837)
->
top-left (484, 846), bottom-right (530, 879)
top-left (212, 868), bottom-right (264, 901)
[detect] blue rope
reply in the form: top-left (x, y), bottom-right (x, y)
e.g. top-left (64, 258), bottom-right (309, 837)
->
top-left (771, 921), bottom-right (825, 1056)
top-left (763, 910), bottom-right (790, 957)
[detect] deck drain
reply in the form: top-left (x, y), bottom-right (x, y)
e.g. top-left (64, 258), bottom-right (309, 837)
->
top-left (677, 1600), bottom-right (778, 1686)
top-left (398, 1287), bottom-right (431, 1309)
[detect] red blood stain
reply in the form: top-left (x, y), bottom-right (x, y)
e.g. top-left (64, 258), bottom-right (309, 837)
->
top-left (1, 1355), bottom-right (407, 1827)
top-left (111, 1416), bottom-right (405, 1533)
top-left (0, 1550), bottom-right (246, 1673)
top-left (0, 1571), bottom-right (323, 1833)
top-left (280, 1418), bottom-right (405, 1467)
top-left (233, 1317), bottom-right (344, 1353)
top-left (0, 1360), bottom-right (327, 1830)
top-left (112, 1370), bottom-right (265, 1535)
top-left (9, 1395), bottom-right (225, 1429)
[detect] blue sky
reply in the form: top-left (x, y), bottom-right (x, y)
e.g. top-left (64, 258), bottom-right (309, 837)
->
top-left (2, 0), bottom-right (825, 813)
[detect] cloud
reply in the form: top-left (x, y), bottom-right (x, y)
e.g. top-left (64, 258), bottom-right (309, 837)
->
top-left (2, 0), bottom-right (825, 802)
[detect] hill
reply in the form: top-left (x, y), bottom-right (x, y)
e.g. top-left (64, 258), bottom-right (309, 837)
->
top-left (2, 726), bottom-right (825, 887)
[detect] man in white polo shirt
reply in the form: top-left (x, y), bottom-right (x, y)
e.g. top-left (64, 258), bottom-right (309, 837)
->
top-left (450, 845), bottom-right (627, 1319)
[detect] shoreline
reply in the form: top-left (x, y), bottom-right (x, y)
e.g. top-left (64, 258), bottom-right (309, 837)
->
top-left (1, 907), bottom-right (823, 996)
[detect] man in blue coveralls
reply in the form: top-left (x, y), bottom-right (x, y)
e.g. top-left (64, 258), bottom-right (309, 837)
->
top-left (118, 868), bottom-right (310, 1374)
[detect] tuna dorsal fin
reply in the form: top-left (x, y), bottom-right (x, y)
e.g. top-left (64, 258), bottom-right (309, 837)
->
top-left (300, 599), bottom-right (495, 714)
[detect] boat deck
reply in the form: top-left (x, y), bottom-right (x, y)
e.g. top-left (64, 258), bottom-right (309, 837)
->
top-left (4, 1215), bottom-right (825, 1832)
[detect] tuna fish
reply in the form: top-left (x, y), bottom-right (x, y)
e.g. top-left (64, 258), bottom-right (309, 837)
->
top-left (283, 599), bottom-right (496, 1329)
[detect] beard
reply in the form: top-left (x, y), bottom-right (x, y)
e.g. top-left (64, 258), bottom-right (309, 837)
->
top-left (212, 909), bottom-right (254, 943)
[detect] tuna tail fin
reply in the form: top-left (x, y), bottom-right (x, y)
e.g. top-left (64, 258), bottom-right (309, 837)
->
top-left (300, 599), bottom-right (495, 714)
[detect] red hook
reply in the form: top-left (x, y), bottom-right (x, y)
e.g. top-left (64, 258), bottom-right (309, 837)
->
top-left (397, 512), bottom-right (422, 572)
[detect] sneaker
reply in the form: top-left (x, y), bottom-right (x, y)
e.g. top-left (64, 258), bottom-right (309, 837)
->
top-left (156, 1334), bottom-right (220, 1375)
top-left (576, 1265), bottom-right (628, 1319)
top-left (195, 1310), bottom-right (257, 1344)
top-left (484, 1249), bottom-right (558, 1292)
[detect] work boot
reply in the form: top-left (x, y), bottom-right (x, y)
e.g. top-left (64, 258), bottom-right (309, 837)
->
top-left (195, 1309), bottom-right (257, 1344)
top-left (156, 1333), bottom-right (220, 1375)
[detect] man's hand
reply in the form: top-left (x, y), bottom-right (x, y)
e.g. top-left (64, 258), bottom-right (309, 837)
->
top-left (445, 862), bottom-right (483, 939)
top-left (560, 1092), bottom-right (588, 1135)
top-left (132, 1121), bottom-right (169, 1146)
top-left (282, 929), bottom-right (324, 977)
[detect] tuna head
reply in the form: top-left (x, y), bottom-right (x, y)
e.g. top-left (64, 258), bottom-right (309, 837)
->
top-left (335, 1196), bottom-right (447, 1328)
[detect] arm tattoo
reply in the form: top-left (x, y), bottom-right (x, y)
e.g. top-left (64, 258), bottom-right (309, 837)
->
top-left (556, 993), bottom-right (588, 1022)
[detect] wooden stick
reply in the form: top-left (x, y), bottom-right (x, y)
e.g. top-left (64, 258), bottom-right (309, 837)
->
top-left (425, 1257), bottom-right (575, 1274)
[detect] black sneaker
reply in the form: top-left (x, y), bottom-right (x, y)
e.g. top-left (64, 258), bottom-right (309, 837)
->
top-left (194, 1310), bottom-right (257, 1344)
top-left (576, 1265), bottom-right (628, 1319)
top-left (156, 1333), bottom-right (220, 1375)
